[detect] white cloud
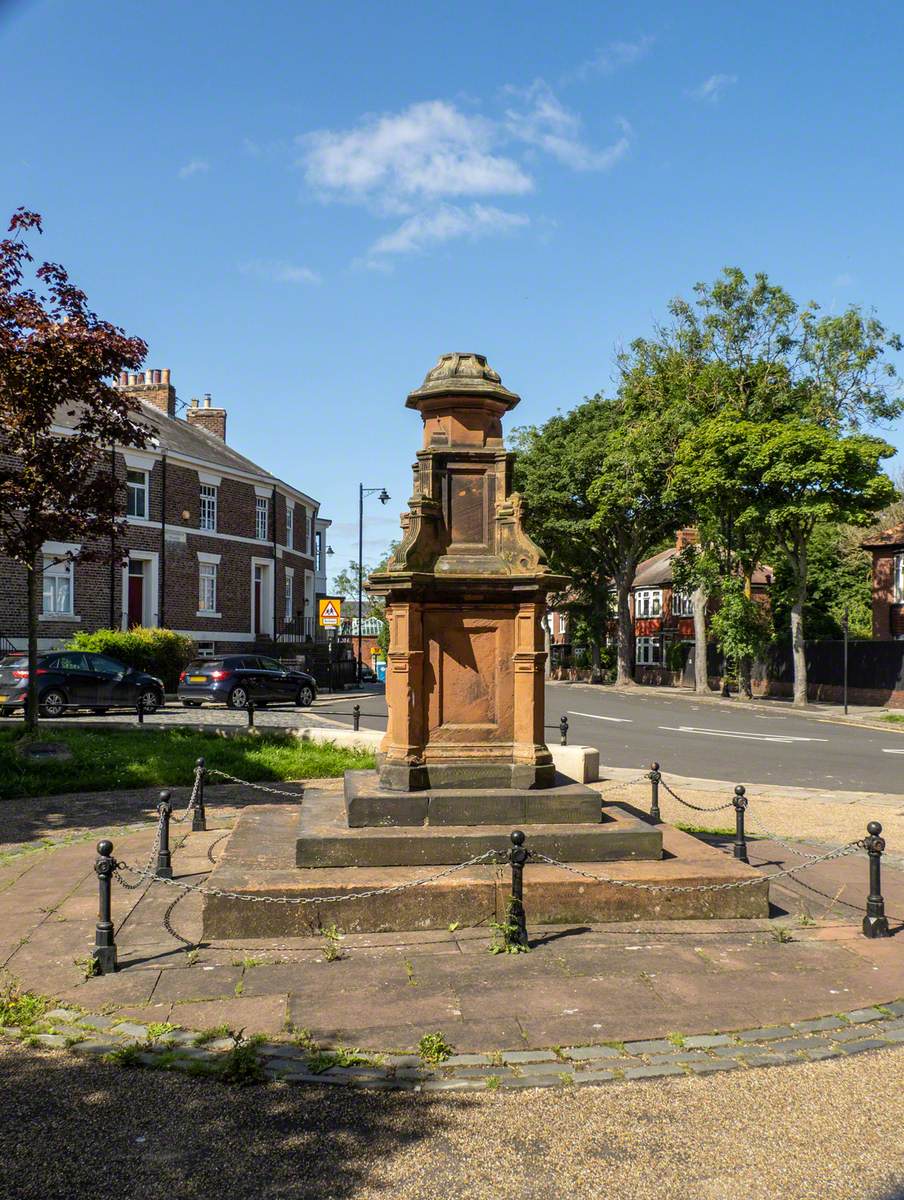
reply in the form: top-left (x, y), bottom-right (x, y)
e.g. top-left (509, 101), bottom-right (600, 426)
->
top-left (572, 35), bottom-right (654, 80)
top-left (369, 203), bottom-right (528, 258)
top-left (505, 82), bottom-right (631, 171)
top-left (689, 74), bottom-right (738, 103)
top-left (178, 159), bottom-right (209, 179)
top-left (300, 100), bottom-right (532, 212)
top-left (240, 259), bottom-right (322, 285)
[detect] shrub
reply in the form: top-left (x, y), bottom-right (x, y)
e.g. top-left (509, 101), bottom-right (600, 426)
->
top-left (67, 627), bottom-right (194, 690)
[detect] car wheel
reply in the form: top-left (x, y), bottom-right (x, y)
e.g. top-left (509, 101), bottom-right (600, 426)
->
top-left (139, 689), bottom-right (161, 715)
top-left (91, 708), bottom-right (110, 715)
top-left (296, 685), bottom-right (315, 707)
top-left (227, 686), bottom-right (248, 710)
top-left (181, 701), bottom-right (202, 708)
top-left (39, 689), bottom-right (67, 719)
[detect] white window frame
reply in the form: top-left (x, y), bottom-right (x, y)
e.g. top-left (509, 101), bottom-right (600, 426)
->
top-left (198, 563), bottom-right (218, 615)
top-left (671, 589), bottom-right (694, 618)
top-left (255, 497), bottom-right (269, 541)
top-left (634, 588), bottom-right (662, 618)
top-left (285, 503), bottom-right (294, 549)
top-left (42, 555), bottom-right (74, 616)
top-left (195, 641), bottom-right (216, 658)
top-left (199, 483), bottom-right (218, 532)
top-left (284, 568), bottom-right (294, 622)
top-left (635, 635), bottom-right (662, 666)
top-left (894, 553), bottom-right (904, 604)
top-left (126, 468), bottom-right (149, 520)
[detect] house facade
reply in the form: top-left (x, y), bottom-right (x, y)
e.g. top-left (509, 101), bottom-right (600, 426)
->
top-left (863, 523), bottom-right (904, 640)
top-left (0, 368), bottom-right (330, 656)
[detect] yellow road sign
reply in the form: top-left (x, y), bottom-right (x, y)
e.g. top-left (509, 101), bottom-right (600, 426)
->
top-left (319, 597), bottom-right (342, 628)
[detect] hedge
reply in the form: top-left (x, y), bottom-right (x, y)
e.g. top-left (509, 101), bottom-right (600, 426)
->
top-left (66, 627), bottom-right (195, 690)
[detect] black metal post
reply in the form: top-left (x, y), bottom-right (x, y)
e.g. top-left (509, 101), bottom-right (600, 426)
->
top-left (508, 830), bottom-right (530, 948)
top-left (649, 761), bottom-right (661, 824)
top-left (192, 757), bottom-right (207, 832)
top-left (136, 699), bottom-right (144, 725)
top-left (559, 714), bottom-right (568, 746)
top-left (732, 784), bottom-right (748, 863)
top-left (357, 482), bottom-right (363, 688)
top-left (247, 699), bottom-right (255, 728)
top-left (843, 608), bottom-right (849, 717)
top-left (92, 839), bottom-right (117, 974)
top-left (156, 791), bottom-right (173, 879)
top-left (862, 821), bottom-right (891, 939)
top-left (353, 704), bottom-right (361, 731)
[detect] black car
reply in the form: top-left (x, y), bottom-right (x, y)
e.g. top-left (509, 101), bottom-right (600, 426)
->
top-left (0, 651), bottom-right (165, 718)
top-left (177, 655), bottom-right (317, 709)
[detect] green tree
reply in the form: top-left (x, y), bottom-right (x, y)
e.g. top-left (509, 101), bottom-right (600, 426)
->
top-left (709, 576), bottom-right (771, 694)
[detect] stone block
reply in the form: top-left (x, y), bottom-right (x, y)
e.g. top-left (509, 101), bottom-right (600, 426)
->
top-left (550, 745), bottom-right (599, 784)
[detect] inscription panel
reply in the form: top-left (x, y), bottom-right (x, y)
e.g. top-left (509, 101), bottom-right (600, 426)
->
top-left (447, 469), bottom-right (487, 547)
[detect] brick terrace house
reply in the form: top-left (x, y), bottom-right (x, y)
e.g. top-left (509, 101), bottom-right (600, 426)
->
top-left (862, 523), bottom-right (904, 639)
top-left (0, 368), bottom-right (330, 657)
top-left (631, 530), bottom-right (773, 675)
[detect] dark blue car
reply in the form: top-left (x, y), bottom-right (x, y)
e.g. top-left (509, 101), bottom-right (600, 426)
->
top-left (177, 655), bottom-right (317, 709)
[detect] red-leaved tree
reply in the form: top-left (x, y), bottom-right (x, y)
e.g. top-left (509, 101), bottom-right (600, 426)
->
top-left (0, 209), bottom-right (149, 731)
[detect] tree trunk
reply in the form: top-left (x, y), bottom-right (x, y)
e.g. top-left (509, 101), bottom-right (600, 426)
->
top-left (790, 551), bottom-right (808, 707)
top-left (739, 655), bottom-right (753, 699)
top-left (692, 586), bottom-right (708, 693)
top-left (26, 564), bottom-right (38, 734)
top-left (615, 577), bottom-right (635, 686)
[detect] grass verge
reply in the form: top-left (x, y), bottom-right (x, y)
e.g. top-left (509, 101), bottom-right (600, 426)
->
top-left (0, 728), bottom-right (374, 800)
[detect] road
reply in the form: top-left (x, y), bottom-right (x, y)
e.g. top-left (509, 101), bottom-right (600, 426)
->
top-left (317, 684), bottom-right (904, 793)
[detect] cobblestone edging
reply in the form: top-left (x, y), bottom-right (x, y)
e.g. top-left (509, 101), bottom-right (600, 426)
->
top-left (3, 1000), bottom-right (903, 1091)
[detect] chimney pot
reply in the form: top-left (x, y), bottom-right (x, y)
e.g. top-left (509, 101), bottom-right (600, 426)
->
top-left (162, 369), bottom-right (171, 385)
top-left (144, 369), bottom-right (153, 384)
top-left (128, 373), bottom-right (138, 385)
top-left (153, 369), bottom-right (161, 384)
top-left (119, 371), bottom-right (128, 385)
top-left (190, 397), bottom-right (199, 408)
top-left (204, 394), bottom-right (212, 408)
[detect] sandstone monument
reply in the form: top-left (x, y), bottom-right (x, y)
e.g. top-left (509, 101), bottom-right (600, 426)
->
top-left (204, 354), bottom-right (767, 937)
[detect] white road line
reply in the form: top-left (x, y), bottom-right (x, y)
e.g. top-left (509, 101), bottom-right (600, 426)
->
top-left (881, 748), bottom-right (904, 754)
top-left (658, 725), bottom-right (828, 744)
top-left (568, 711), bottom-right (633, 723)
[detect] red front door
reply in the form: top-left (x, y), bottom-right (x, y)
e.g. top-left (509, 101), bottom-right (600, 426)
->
top-left (128, 561), bottom-right (144, 628)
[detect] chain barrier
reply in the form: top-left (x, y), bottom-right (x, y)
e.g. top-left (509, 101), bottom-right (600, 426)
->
top-left (205, 768), bottom-right (306, 799)
top-left (170, 770), bottom-right (202, 825)
top-left (114, 849), bottom-right (500, 905)
top-left (598, 773), bottom-right (650, 799)
top-left (743, 808), bottom-right (826, 861)
top-left (531, 841), bottom-right (865, 894)
top-left (113, 809), bottom-right (167, 891)
top-left (658, 777), bottom-right (735, 814)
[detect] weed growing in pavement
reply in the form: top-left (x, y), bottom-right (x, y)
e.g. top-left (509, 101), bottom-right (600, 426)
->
top-left (0, 984), bottom-right (48, 1029)
top-left (321, 924), bottom-right (345, 962)
top-left (667, 1032), bottom-right (686, 1048)
top-left (220, 1033), bottom-right (266, 1086)
top-left (488, 899), bottom-right (530, 955)
top-left (288, 1025), bottom-right (317, 1051)
top-left (487, 1050), bottom-right (504, 1066)
top-left (797, 911), bottom-right (816, 927)
top-left (185, 949), bottom-right (199, 966)
top-left (418, 1031), bottom-right (454, 1064)
top-left (485, 1075), bottom-right (501, 1090)
top-left (403, 959), bottom-right (418, 986)
top-left (875, 1005), bottom-right (894, 1018)
top-left (232, 956), bottom-right (264, 968)
top-left (193, 1024), bottom-right (231, 1046)
top-left (105, 1044), bottom-right (142, 1068)
top-left (306, 1047), bottom-right (377, 1074)
top-left (770, 926), bottom-right (795, 944)
top-left (558, 1072), bottom-right (574, 1085)
top-left (74, 956), bottom-right (99, 980)
top-left (674, 822), bottom-right (737, 838)
top-left (447, 922), bottom-right (461, 932)
top-left (145, 1022), bottom-right (178, 1043)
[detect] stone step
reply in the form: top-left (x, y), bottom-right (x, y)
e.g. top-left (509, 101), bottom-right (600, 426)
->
top-left (296, 788), bottom-right (662, 867)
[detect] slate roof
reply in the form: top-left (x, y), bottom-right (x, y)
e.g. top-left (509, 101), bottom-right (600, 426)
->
top-left (632, 546), bottom-right (773, 589)
top-left (861, 523), bottom-right (904, 549)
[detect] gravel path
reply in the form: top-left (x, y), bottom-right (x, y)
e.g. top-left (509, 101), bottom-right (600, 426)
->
top-left (2, 1041), bottom-right (902, 1199)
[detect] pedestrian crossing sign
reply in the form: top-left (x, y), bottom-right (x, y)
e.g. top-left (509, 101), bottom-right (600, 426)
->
top-left (319, 597), bottom-right (341, 628)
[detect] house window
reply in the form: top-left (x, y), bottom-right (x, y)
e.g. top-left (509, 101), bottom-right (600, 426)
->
top-left (198, 563), bottom-right (218, 614)
top-left (635, 635), bottom-right (662, 666)
top-left (315, 530), bottom-right (323, 573)
top-left (285, 571), bottom-right (294, 622)
top-left (255, 497), bottom-right (269, 541)
top-left (635, 589), bottom-right (662, 618)
top-left (195, 641), bottom-right (216, 658)
top-left (126, 469), bottom-right (148, 519)
top-left (285, 505), bottom-right (294, 549)
top-left (199, 484), bottom-right (218, 532)
top-left (895, 553), bottom-right (904, 604)
top-left (672, 590), bottom-right (694, 617)
top-left (42, 556), bottom-right (74, 615)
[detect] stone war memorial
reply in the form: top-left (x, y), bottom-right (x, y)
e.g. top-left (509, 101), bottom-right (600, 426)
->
top-left (204, 353), bottom-right (768, 938)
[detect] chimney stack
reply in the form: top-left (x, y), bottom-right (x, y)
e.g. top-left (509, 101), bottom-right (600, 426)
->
top-left (186, 392), bottom-right (227, 441)
top-left (675, 528), bottom-right (698, 553)
top-left (115, 367), bottom-right (176, 418)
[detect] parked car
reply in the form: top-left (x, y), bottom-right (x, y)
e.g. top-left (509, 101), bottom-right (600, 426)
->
top-left (0, 651), bottom-right (165, 718)
top-left (359, 664), bottom-right (377, 683)
top-left (177, 655), bottom-right (317, 709)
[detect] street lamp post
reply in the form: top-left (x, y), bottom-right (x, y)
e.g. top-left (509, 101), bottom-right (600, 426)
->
top-left (357, 484), bottom-right (390, 686)
top-left (842, 606), bottom-right (850, 716)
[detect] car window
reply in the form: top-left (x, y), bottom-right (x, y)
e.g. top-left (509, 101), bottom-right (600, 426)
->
top-left (89, 655), bottom-right (125, 676)
top-left (234, 657), bottom-right (260, 669)
top-left (185, 661), bottom-right (224, 675)
top-left (258, 657), bottom-right (283, 672)
top-left (54, 652), bottom-right (89, 671)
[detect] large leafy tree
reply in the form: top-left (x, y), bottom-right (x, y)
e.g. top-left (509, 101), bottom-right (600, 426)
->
top-left (514, 395), bottom-right (685, 685)
top-left (0, 209), bottom-right (148, 730)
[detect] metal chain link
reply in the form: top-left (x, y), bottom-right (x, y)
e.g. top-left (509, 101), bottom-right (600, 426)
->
top-left (531, 842), bottom-right (864, 893)
top-left (206, 768), bottom-right (306, 798)
top-left (743, 808), bottom-right (826, 861)
top-left (114, 849), bottom-right (500, 905)
top-left (170, 770), bottom-right (202, 825)
top-left (113, 810), bottom-right (167, 891)
top-left (598, 774), bottom-right (650, 799)
top-left (659, 778), bottom-right (735, 813)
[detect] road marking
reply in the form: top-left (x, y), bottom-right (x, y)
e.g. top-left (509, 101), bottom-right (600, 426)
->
top-left (881, 748), bottom-right (904, 754)
top-left (568, 711), bottom-right (633, 723)
top-left (658, 725), bottom-right (828, 744)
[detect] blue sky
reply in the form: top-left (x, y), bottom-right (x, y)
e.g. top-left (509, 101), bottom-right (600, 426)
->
top-left (2, 0), bottom-right (903, 578)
